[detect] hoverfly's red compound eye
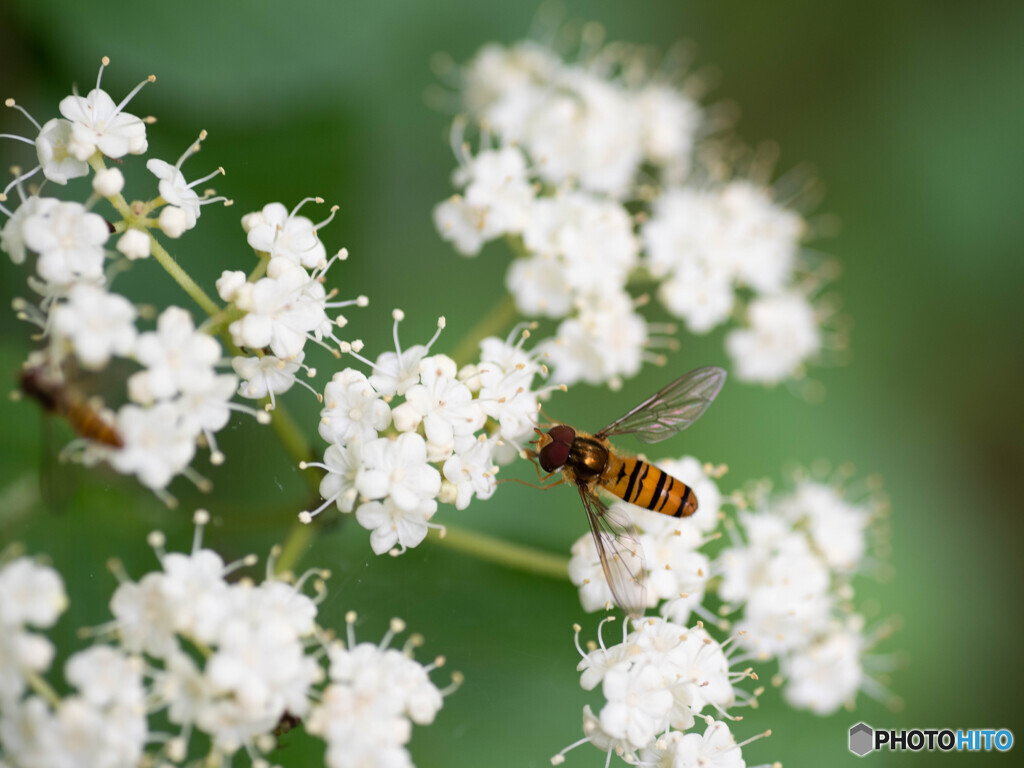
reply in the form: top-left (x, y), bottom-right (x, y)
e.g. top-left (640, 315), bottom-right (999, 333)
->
top-left (539, 424), bottom-right (575, 473)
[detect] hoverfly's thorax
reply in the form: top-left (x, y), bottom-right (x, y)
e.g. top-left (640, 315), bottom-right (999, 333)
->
top-left (568, 437), bottom-right (609, 481)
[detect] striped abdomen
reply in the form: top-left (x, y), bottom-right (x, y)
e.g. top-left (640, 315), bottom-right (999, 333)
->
top-left (601, 455), bottom-right (697, 518)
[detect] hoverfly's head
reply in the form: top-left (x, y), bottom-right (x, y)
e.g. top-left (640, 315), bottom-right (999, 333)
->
top-left (537, 424), bottom-right (575, 473)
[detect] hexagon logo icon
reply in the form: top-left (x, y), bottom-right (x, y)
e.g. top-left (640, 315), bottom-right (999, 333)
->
top-left (849, 722), bottom-right (874, 756)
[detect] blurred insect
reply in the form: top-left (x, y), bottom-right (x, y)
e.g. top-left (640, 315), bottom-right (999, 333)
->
top-left (18, 362), bottom-right (123, 448)
top-left (528, 366), bottom-right (726, 617)
top-left (273, 710), bottom-right (302, 748)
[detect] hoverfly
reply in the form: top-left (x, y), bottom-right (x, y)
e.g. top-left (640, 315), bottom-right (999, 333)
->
top-left (19, 362), bottom-right (123, 448)
top-left (529, 366), bottom-right (726, 617)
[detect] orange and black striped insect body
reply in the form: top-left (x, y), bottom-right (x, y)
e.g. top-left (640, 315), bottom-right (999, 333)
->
top-left (540, 426), bottom-right (698, 519)
top-left (19, 364), bottom-right (123, 448)
top-left (531, 366), bottom-right (726, 616)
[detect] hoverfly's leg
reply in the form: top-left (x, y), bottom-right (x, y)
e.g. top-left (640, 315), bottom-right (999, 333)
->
top-left (498, 475), bottom-right (568, 491)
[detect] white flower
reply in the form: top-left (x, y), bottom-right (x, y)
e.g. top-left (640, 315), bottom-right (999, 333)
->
top-left (545, 292), bottom-right (649, 386)
top-left (308, 617), bottom-right (455, 767)
top-left (505, 253), bottom-right (573, 317)
top-left (659, 267), bottom-right (736, 334)
top-left (233, 352), bottom-right (303, 404)
top-left (0, 695), bottom-right (147, 768)
top-left (246, 200), bottom-right (329, 268)
top-left (363, 313), bottom-right (446, 398)
top-left (175, 373), bottom-right (240, 448)
top-left (461, 42), bottom-right (560, 133)
top-left (642, 187), bottom-right (737, 332)
top-left (726, 292), bottom-right (820, 384)
top-left (1, 196), bottom-right (59, 265)
top-left (116, 228), bottom-right (151, 260)
top-left (473, 334), bottom-right (551, 447)
top-left (65, 646), bottom-right (144, 709)
top-left (51, 284), bottom-right (137, 369)
top-left (147, 159), bottom-right (202, 231)
top-left (730, 532), bottom-right (833, 656)
top-left (432, 195), bottom-right (491, 256)
top-left (442, 436), bottom-right (499, 510)
top-left (404, 354), bottom-right (486, 457)
top-left (355, 433), bottom-right (442, 513)
top-left (319, 368), bottom-right (392, 445)
top-left (92, 166), bottom-right (124, 197)
top-left (0, 632), bottom-right (55, 706)
top-left (128, 306), bottom-right (220, 403)
top-left (522, 68), bottom-right (644, 198)
top-left (0, 558), bottom-right (67, 628)
top-left (717, 180), bottom-right (803, 295)
top-left (566, 617), bottom-right (746, 762)
top-left (57, 60), bottom-right (151, 161)
top-left (110, 403), bottom-right (197, 489)
top-left (157, 205), bottom-right (188, 238)
top-left (109, 572), bottom-right (182, 658)
top-left (521, 193), bottom-right (638, 300)
top-left (447, 144), bottom-right (535, 240)
top-left (230, 257), bottom-right (331, 359)
top-left (34, 118), bottom-right (89, 184)
top-left (634, 84), bottom-right (701, 173)
top-left (640, 718), bottom-right (752, 768)
top-left (777, 480), bottom-right (871, 571)
top-left (782, 620), bottom-right (864, 715)
top-left (146, 133), bottom-right (226, 233)
top-left (20, 200), bottom-right (109, 287)
top-left (302, 442), bottom-right (364, 521)
top-left (356, 497), bottom-right (438, 555)
top-left (599, 662), bottom-right (673, 750)
top-left (216, 269), bottom-right (247, 302)
top-left (202, 617), bottom-right (320, 747)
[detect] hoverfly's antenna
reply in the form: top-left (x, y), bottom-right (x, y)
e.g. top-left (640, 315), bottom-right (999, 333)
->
top-left (535, 404), bottom-right (559, 427)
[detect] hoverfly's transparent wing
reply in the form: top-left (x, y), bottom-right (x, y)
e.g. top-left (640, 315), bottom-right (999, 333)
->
top-left (596, 366), bottom-right (726, 444)
top-left (578, 483), bottom-right (648, 617)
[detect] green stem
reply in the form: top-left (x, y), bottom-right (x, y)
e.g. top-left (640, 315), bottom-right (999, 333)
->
top-left (429, 524), bottom-right (569, 580)
top-left (448, 293), bottom-right (519, 367)
top-left (24, 668), bottom-right (62, 709)
top-left (276, 521), bottom-right (315, 577)
top-left (148, 236), bottom-right (222, 317)
top-left (248, 252), bottom-right (271, 282)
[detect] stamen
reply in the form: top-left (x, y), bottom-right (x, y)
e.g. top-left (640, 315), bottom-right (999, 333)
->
top-left (191, 509), bottom-right (210, 552)
top-left (112, 73), bottom-right (157, 119)
top-left (289, 196), bottom-right (324, 220)
top-left (4, 98), bottom-right (42, 131)
top-left (175, 130), bottom-right (207, 170)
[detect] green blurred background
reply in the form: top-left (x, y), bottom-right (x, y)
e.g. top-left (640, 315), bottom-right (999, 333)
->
top-left (1, 0), bottom-right (1021, 765)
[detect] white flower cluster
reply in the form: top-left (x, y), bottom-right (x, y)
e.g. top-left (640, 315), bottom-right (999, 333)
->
top-left (308, 613), bottom-right (461, 768)
top-left (552, 616), bottom-right (768, 766)
top-left (0, 512), bottom-right (458, 767)
top-left (566, 459), bottom-right (889, 751)
top-left (302, 315), bottom-right (558, 554)
top-left (719, 475), bottom-right (890, 715)
top-left (225, 200), bottom-right (364, 372)
top-left (0, 555), bottom-right (148, 766)
top-left (1, 60), bottom-right (364, 499)
top-left (0, 558), bottom-right (68, 705)
top-left (433, 36), bottom-right (832, 387)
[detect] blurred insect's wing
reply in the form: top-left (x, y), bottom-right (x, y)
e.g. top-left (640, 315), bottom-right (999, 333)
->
top-left (596, 366), bottom-right (727, 444)
top-left (578, 483), bottom-right (648, 617)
